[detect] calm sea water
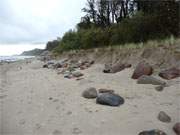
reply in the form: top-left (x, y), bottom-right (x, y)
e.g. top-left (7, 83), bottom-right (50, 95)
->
top-left (0, 55), bottom-right (35, 62)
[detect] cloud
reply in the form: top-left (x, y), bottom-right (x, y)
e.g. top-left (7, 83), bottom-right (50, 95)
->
top-left (0, 0), bottom-right (86, 44)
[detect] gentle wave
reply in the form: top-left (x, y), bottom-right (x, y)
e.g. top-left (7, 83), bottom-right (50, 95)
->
top-left (0, 55), bottom-right (35, 62)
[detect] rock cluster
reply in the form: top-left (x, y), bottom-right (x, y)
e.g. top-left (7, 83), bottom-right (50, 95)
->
top-left (43, 59), bottom-right (94, 79)
top-left (82, 88), bottom-right (125, 107)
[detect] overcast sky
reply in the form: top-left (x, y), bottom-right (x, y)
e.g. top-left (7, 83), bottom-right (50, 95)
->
top-left (0, 0), bottom-right (86, 44)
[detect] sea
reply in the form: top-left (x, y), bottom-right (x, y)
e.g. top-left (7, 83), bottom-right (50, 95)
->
top-left (0, 55), bottom-right (35, 62)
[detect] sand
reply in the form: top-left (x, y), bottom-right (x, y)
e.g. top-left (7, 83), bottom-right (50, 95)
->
top-left (0, 59), bottom-right (179, 135)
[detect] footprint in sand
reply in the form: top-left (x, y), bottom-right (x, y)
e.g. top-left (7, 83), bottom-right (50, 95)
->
top-left (66, 111), bottom-right (72, 115)
top-left (19, 119), bottom-right (26, 125)
top-left (52, 130), bottom-right (62, 135)
top-left (53, 99), bottom-right (59, 102)
top-left (35, 123), bottom-right (41, 130)
top-left (72, 127), bottom-right (82, 135)
top-left (0, 95), bottom-right (7, 99)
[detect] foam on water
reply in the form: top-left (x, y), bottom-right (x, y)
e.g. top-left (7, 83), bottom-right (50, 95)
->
top-left (0, 55), bottom-right (35, 62)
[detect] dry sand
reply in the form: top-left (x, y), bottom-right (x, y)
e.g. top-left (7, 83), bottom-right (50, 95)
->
top-left (0, 59), bottom-right (179, 135)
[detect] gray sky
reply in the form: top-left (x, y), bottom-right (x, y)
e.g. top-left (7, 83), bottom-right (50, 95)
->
top-left (0, 0), bottom-right (86, 44)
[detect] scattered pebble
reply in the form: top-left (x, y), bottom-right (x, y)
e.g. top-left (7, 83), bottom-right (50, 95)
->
top-left (138, 129), bottom-right (167, 135)
top-left (158, 111), bottom-right (171, 123)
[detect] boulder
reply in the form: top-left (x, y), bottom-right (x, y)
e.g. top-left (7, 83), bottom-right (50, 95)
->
top-left (159, 67), bottom-right (180, 80)
top-left (158, 111), bottom-right (171, 123)
top-left (132, 62), bottom-right (153, 79)
top-left (96, 93), bottom-right (124, 106)
top-left (137, 75), bottom-right (166, 85)
top-left (98, 89), bottom-right (114, 93)
top-left (138, 129), bottom-right (167, 135)
top-left (173, 123), bottom-right (180, 135)
top-left (103, 63), bottom-right (131, 73)
top-left (82, 87), bottom-right (98, 99)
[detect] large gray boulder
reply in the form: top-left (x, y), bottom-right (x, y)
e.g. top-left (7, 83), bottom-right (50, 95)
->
top-left (137, 75), bottom-right (166, 85)
top-left (96, 93), bottom-right (124, 106)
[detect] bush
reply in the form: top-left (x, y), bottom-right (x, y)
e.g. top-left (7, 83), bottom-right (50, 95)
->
top-left (52, 12), bottom-right (174, 53)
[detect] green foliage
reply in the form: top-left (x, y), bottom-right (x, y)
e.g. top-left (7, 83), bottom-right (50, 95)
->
top-left (47, 0), bottom-right (179, 54)
top-left (46, 39), bottom-right (60, 51)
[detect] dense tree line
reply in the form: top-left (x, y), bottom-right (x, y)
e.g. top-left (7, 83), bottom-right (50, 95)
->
top-left (46, 0), bottom-right (180, 53)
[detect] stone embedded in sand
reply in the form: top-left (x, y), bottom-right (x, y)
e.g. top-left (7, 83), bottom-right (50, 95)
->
top-left (103, 63), bottom-right (131, 73)
top-left (155, 85), bottom-right (165, 92)
top-left (159, 67), bottom-right (180, 80)
top-left (82, 87), bottom-right (97, 99)
top-left (53, 63), bottom-right (62, 69)
top-left (72, 71), bottom-right (84, 78)
top-left (137, 75), bottom-right (166, 85)
top-left (138, 129), bottom-right (167, 135)
top-left (43, 64), bottom-right (48, 68)
top-left (132, 61), bottom-right (153, 79)
top-left (158, 111), bottom-right (171, 123)
top-left (52, 129), bottom-right (62, 135)
top-left (64, 73), bottom-right (73, 79)
top-left (96, 93), bottom-right (124, 106)
top-left (98, 89), bottom-right (114, 93)
top-left (173, 123), bottom-right (180, 135)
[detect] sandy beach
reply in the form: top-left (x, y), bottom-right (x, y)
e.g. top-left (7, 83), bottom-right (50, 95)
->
top-left (0, 59), bottom-right (179, 135)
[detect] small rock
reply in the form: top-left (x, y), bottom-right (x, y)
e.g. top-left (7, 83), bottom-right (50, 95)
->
top-left (96, 93), bottom-right (124, 106)
top-left (72, 72), bottom-right (84, 78)
top-left (43, 64), bottom-right (48, 68)
top-left (132, 61), bottom-right (153, 79)
top-left (53, 99), bottom-right (59, 102)
top-left (137, 75), bottom-right (166, 85)
top-left (52, 129), bottom-right (62, 135)
top-left (138, 129), bottom-right (167, 135)
top-left (66, 111), bottom-right (72, 115)
top-left (158, 111), bottom-right (171, 123)
top-left (98, 89), bottom-right (114, 93)
top-left (155, 85), bottom-right (164, 91)
top-left (173, 123), bottom-right (180, 135)
top-left (72, 127), bottom-right (82, 134)
top-left (64, 74), bottom-right (74, 79)
top-left (76, 78), bottom-right (84, 81)
top-left (49, 97), bottom-right (53, 100)
top-left (82, 87), bottom-right (97, 99)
